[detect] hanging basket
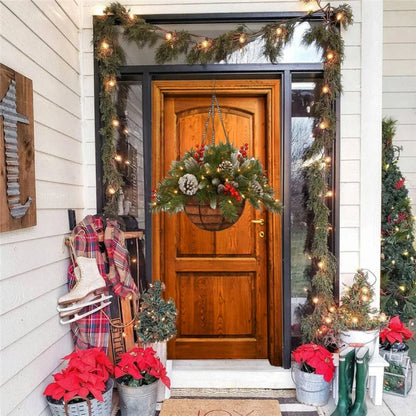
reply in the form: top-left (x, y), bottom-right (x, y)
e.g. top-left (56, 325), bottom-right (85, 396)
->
top-left (184, 196), bottom-right (245, 231)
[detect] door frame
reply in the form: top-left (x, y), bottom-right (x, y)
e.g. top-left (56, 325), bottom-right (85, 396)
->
top-left (93, 10), bottom-right (340, 370)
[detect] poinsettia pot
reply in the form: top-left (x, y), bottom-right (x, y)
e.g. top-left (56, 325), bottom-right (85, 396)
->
top-left (46, 378), bottom-right (114, 416)
top-left (116, 380), bottom-right (158, 416)
top-left (292, 363), bottom-right (331, 406)
top-left (143, 341), bottom-right (168, 403)
top-left (340, 329), bottom-right (379, 358)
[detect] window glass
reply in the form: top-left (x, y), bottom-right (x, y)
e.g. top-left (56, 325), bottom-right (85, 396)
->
top-left (290, 81), bottom-right (316, 349)
top-left (119, 21), bottom-right (321, 65)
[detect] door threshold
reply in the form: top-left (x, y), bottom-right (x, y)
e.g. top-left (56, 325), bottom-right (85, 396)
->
top-left (167, 359), bottom-right (295, 389)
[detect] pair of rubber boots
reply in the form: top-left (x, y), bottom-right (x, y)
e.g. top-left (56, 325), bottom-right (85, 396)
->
top-left (331, 346), bottom-right (370, 416)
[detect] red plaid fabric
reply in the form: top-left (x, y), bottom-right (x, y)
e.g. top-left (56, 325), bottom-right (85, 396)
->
top-left (67, 215), bottom-right (138, 351)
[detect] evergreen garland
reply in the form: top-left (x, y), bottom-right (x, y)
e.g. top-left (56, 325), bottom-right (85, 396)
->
top-left (136, 281), bottom-right (178, 343)
top-left (381, 118), bottom-right (416, 321)
top-left (93, 1), bottom-right (353, 346)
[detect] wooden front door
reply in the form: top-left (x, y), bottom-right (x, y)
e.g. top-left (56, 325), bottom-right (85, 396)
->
top-left (152, 80), bottom-right (282, 365)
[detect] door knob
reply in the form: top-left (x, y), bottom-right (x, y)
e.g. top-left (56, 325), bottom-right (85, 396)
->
top-left (251, 219), bottom-right (265, 226)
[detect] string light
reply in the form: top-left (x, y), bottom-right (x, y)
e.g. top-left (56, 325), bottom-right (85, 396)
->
top-left (131, 257), bottom-right (137, 263)
top-left (391, 260), bottom-right (396, 265)
top-left (336, 12), bottom-right (344, 21)
top-left (312, 297), bottom-right (319, 304)
top-left (114, 154), bottom-right (122, 162)
top-left (276, 27), bottom-right (283, 36)
top-left (329, 306), bottom-right (336, 313)
top-left (101, 40), bottom-right (110, 50)
top-left (384, 164), bottom-right (389, 170)
top-left (379, 313), bottom-right (387, 322)
top-left (106, 77), bottom-right (116, 89)
top-left (317, 261), bottom-right (324, 269)
top-left (122, 332), bottom-right (127, 338)
top-left (107, 186), bottom-right (116, 195)
top-left (322, 85), bottom-right (330, 94)
top-left (128, 11), bottom-right (135, 21)
top-left (361, 295), bottom-right (369, 302)
top-left (319, 121), bottom-right (328, 130)
top-left (239, 33), bottom-right (247, 44)
top-left (361, 287), bottom-right (369, 294)
top-left (125, 160), bottom-right (130, 165)
top-left (326, 51), bottom-right (335, 61)
top-left (403, 250), bottom-right (409, 256)
top-left (352, 316), bottom-right (358, 324)
top-left (201, 39), bottom-right (211, 49)
top-left (325, 190), bottom-right (334, 197)
top-left (123, 128), bottom-right (129, 135)
top-left (165, 32), bottom-right (173, 41)
top-left (112, 119), bottom-right (120, 127)
top-left (324, 316), bottom-right (332, 324)
top-left (399, 285), bottom-right (406, 292)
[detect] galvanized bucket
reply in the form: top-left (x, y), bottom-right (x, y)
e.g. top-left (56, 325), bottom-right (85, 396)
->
top-left (116, 380), bottom-right (158, 416)
top-left (292, 363), bottom-right (331, 406)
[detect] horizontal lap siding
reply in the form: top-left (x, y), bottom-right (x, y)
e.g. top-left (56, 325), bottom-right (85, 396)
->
top-left (0, 1), bottom-right (82, 415)
top-left (383, 2), bottom-right (416, 217)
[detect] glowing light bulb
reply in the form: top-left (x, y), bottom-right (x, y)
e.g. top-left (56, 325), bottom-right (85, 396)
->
top-left (399, 285), bottom-right (406, 292)
top-left (107, 78), bottom-right (116, 88)
top-left (165, 32), bottom-right (173, 41)
top-left (101, 40), bottom-right (110, 50)
top-left (124, 160), bottom-right (130, 165)
top-left (325, 190), bottom-right (334, 197)
top-left (107, 186), bottom-right (116, 195)
top-left (131, 257), bottom-right (137, 263)
top-left (173, 189), bottom-right (178, 194)
top-left (352, 316), bottom-right (358, 324)
top-left (114, 154), bottom-right (122, 162)
top-left (379, 313), bottom-right (387, 322)
top-left (336, 12), bottom-right (344, 21)
top-left (385, 164), bottom-right (390, 170)
top-left (392, 260), bottom-right (396, 265)
top-left (319, 121), bottom-right (327, 130)
top-left (403, 250), bottom-right (409, 256)
top-left (325, 316), bottom-right (332, 324)
top-left (329, 306), bottom-right (336, 313)
top-left (322, 85), bottom-right (330, 94)
top-left (361, 287), bottom-right (369, 294)
top-left (201, 39), bottom-right (210, 49)
top-left (361, 295), bottom-right (369, 302)
top-left (239, 33), bottom-right (247, 44)
top-left (122, 332), bottom-right (126, 338)
top-left (326, 51), bottom-right (335, 61)
top-left (112, 119), bottom-right (120, 127)
top-left (276, 27), bottom-right (283, 36)
top-left (317, 261), bottom-right (324, 269)
top-left (128, 11), bottom-right (135, 21)
top-left (123, 128), bottom-right (129, 135)
top-left (313, 297), bottom-right (319, 304)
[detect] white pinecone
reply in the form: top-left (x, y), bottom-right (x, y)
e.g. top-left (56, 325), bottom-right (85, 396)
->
top-left (250, 180), bottom-right (263, 196)
top-left (218, 160), bottom-right (234, 176)
top-left (178, 174), bottom-right (199, 195)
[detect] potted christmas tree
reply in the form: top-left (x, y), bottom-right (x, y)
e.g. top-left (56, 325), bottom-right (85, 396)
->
top-left (136, 281), bottom-right (177, 403)
top-left (338, 269), bottom-right (381, 357)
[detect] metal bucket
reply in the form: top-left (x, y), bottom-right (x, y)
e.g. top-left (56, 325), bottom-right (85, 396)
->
top-left (116, 380), bottom-right (158, 416)
top-left (340, 329), bottom-right (379, 358)
top-left (292, 364), bottom-right (331, 406)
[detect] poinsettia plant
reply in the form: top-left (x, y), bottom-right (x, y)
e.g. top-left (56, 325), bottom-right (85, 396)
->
top-left (151, 142), bottom-right (282, 223)
top-left (43, 348), bottom-right (114, 403)
top-left (115, 346), bottom-right (170, 388)
top-left (292, 343), bottom-right (335, 382)
top-left (380, 316), bottom-right (414, 351)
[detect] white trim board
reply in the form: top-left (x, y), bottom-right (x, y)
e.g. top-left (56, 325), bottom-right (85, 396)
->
top-left (168, 360), bottom-right (295, 389)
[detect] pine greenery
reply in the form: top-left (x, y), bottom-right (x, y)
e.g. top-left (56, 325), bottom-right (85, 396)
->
top-left (136, 281), bottom-right (178, 343)
top-left (93, 1), bottom-right (354, 347)
top-left (151, 141), bottom-right (282, 222)
top-left (381, 118), bottom-right (416, 321)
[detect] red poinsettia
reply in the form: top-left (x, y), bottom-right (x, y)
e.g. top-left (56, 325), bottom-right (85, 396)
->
top-left (292, 343), bottom-right (335, 382)
top-left (43, 348), bottom-right (114, 403)
top-left (115, 346), bottom-right (171, 388)
top-left (379, 316), bottom-right (414, 346)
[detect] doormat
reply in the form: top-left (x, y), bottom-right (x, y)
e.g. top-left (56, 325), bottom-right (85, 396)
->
top-left (160, 398), bottom-right (281, 415)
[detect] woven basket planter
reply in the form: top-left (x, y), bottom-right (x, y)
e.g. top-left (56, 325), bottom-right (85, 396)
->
top-left (184, 197), bottom-right (245, 231)
top-left (46, 378), bottom-right (114, 416)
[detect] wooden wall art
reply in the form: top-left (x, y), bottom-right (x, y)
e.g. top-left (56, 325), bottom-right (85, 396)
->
top-left (0, 64), bottom-right (36, 232)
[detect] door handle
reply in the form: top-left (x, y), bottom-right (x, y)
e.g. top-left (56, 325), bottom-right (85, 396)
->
top-left (251, 219), bottom-right (265, 226)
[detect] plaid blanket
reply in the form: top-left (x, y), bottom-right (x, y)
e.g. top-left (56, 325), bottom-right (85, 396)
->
top-left (68, 215), bottom-right (138, 351)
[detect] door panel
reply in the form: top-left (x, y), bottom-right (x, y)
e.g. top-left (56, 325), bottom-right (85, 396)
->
top-left (152, 80), bottom-right (282, 363)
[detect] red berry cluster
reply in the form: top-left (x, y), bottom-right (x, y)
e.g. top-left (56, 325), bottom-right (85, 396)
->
top-left (151, 188), bottom-right (157, 200)
top-left (194, 143), bottom-right (206, 165)
top-left (238, 143), bottom-right (249, 159)
top-left (224, 183), bottom-right (241, 202)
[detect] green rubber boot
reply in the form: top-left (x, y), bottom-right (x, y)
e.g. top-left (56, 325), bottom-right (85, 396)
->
top-left (348, 347), bottom-right (370, 416)
top-left (330, 347), bottom-right (355, 416)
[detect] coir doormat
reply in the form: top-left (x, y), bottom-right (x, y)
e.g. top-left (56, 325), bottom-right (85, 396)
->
top-left (159, 398), bottom-right (281, 415)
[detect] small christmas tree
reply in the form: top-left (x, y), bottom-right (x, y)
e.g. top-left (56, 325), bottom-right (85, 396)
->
top-left (381, 118), bottom-right (416, 321)
top-left (338, 269), bottom-right (379, 330)
top-left (136, 281), bottom-right (177, 343)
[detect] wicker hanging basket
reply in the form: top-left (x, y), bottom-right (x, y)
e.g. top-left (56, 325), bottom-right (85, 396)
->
top-left (184, 196), bottom-right (245, 231)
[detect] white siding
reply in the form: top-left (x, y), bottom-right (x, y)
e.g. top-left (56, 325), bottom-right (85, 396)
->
top-left (383, 0), bottom-right (416, 216)
top-left (0, 1), bottom-right (82, 415)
